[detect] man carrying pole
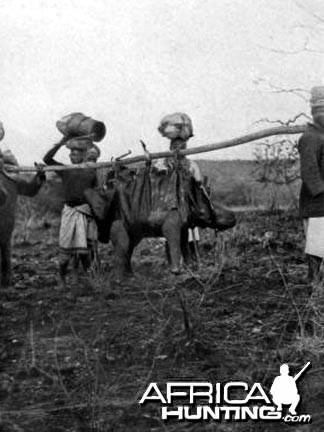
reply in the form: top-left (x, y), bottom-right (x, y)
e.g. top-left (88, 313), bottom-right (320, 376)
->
top-left (155, 112), bottom-right (205, 264)
top-left (43, 136), bottom-right (98, 290)
top-left (298, 86), bottom-right (324, 285)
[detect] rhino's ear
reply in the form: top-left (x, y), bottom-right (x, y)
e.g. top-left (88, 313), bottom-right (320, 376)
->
top-left (1, 169), bottom-right (19, 183)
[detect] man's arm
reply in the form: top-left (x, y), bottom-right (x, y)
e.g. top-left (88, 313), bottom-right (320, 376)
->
top-left (16, 168), bottom-right (46, 197)
top-left (299, 134), bottom-right (324, 197)
top-left (43, 139), bottom-right (66, 166)
top-left (189, 160), bottom-right (202, 183)
top-left (0, 153), bottom-right (8, 205)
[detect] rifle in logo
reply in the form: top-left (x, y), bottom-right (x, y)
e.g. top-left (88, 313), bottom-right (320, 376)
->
top-left (293, 362), bottom-right (311, 382)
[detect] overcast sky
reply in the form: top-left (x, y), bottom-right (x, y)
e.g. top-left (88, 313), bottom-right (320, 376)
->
top-left (0, 0), bottom-right (323, 164)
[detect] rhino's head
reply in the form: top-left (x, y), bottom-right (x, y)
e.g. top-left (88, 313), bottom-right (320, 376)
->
top-left (212, 201), bottom-right (236, 231)
top-left (188, 181), bottom-right (236, 231)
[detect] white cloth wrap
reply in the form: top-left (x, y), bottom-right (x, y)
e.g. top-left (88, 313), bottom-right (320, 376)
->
top-left (304, 217), bottom-right (324, 258)
top-left (59, 203), bottom-right (97, 254)
top-left (188, 227), bottom-right (200, 242)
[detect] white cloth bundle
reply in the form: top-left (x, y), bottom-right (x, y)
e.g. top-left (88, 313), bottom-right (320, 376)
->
top-left (158, 112), bottom-right (193, 141)
top-left (59, 204), bottom-right (98, 253)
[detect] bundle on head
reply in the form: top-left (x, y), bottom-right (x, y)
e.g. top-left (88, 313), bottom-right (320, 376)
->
top-left (158, 112), bottom-right (193, 141)
top-left (56, 112), bottom-right (106, 142)
top-left (3, 150), bottom-right (18, 166)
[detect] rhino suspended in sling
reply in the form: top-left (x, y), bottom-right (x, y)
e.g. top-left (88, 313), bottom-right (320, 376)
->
top-left (84, 157), bottom-right (236, 276)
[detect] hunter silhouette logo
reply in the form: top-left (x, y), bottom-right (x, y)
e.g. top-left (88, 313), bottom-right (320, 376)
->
top-left (139, 362), bottom-right (312, 424)
top-left (270, 362), bottom-right (311, 417)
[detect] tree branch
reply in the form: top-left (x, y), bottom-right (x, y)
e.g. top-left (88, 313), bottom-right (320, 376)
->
top-left (293, 0), bottom-right (324, 26)
top-left (253, 113), bottom-right (311, 126)
top-left (254, 79), bottom-right (310, 102)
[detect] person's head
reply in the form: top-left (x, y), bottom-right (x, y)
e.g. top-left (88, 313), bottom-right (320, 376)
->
top-left (69, 147), bottom-right (86, 164)
top-left (67, 137), bottom-right (92, 164)
top-left (280, 364), bottom-right (289, 375)
top-left (312, 108), bottom-right (324, 129)
top-left (85, 144), bottom-right (101, 162)
top-left (310, 86), bottom-right (324, 128)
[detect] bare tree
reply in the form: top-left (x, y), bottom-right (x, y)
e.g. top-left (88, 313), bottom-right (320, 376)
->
top-left (250, 1), bottom-right (324, 211)
top-left (254, 0), bottom-right (324, 106)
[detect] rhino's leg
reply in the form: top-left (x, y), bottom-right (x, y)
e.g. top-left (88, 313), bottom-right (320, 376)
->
top-left (181, 227), bottom-right (192, 265)
top-left (110, 220), bottom-right (132, 276)
top-left (80, 253), bottom-right (91, 272)
top-left (165, 241), bottom-right (171, 265)
top-left (165, 229), bottom-right (191, 267)
top-left (162, 210), bottom-right (182, 274)
top-left (1, 241), bottom-right (12, 287)
top-left (58, 252), bottom-right (70, 288)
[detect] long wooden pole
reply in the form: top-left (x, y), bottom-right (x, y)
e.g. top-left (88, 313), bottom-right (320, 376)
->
top-left (4, 124), bottom-right (306, 173)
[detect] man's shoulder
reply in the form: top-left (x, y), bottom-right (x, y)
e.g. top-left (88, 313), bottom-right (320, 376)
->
top-left (299, 123), bottom-right (324, 147)
top-left (303, 123), bottom-right (324, 138)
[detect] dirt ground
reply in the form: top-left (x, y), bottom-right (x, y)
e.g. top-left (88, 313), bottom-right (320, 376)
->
top-left (0, 207), bottom-right (323, 432)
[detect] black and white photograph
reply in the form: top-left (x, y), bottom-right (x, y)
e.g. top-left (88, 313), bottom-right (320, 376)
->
top-left (0, 0), bottom-right (323, 430)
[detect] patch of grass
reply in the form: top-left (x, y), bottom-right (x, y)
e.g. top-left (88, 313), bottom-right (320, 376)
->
top-left (1, 206), bottom-right (323, 431)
